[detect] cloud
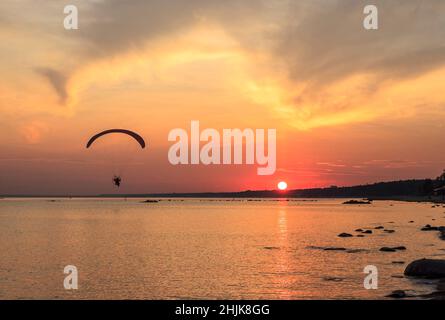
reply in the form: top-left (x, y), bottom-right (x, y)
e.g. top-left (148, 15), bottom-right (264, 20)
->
top-left (277, 0), bottom-right (445, 84)
top-left (75, 0), bottom-right (267, 58)
top-left (5, 0), bottom-right (445, 127)
top-left (36, 68), bottom-right (68, 104)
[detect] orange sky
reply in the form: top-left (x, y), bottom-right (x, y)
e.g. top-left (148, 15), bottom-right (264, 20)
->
top-left (1, 0), bottom-right (445, 195)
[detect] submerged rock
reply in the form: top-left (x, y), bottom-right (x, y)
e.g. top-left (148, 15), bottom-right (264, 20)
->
top-left (380, 247), bottom-right (397, 252)
top-left (307, 246), bottom-right (369, 253)
top-left (323, 277), bottom-right (344, 282)
top-left (323, 247), bottom-right (347, 251)
top-left (375, 226), bottom-right (384, 230)
top-left (380, 246), bottom-right (406, 252)
top-left (419, 291), bottom-right (445, 300)
top-left (439, 227), bottom-right (445, 240)
top-left (386, 290), bottom-right (407, 298)
top-left (141, 199), bottom-right (159, 203)
top-left (362, 230), bottom-right (373, 234)
top-left (343, 200), bottom-right (372, 205)
top-left (421, 224), bottom-right (441, 231)
top-left (338, 233), bottom-right (353, 238)
top-left (384, 229), bottom-right (396, 233)
top-left (404, 259), bottom-right (445, 278)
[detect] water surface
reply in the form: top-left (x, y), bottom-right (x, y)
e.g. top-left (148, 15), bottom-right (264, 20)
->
top-left (1, 198), bottom-right (444, 299)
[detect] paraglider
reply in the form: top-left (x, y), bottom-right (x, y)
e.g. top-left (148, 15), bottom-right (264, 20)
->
top-left (86, 129), bottom-right (146, 188)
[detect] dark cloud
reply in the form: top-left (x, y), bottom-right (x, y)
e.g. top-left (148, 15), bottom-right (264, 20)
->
top-left (65, 1), bottom-right (445, 86)
top-left (276, 0), bottom-right (445, 86)
top-left (77, 0), bottom-right (268, 58)
top-left (29, 0), bottom-right (445, 106)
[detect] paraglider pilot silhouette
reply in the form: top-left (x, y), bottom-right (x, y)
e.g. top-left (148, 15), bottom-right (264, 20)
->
top-left (86, 129), bottom-right (146, 188)
top-left (112, 175), bottom-right (122, 188)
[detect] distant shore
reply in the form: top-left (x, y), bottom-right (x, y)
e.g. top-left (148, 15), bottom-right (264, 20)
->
top-left (2, 178), bottom-right (445, 203)
top-left (1, 195), bottom-right (444, 204)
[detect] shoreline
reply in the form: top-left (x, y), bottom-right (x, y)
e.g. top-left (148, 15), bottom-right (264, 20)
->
top-left (1, 195), bottom-right (445, 204)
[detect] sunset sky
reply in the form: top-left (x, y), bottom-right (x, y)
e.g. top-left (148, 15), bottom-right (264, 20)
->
top-left (1, 0), bottom-right (445, 195)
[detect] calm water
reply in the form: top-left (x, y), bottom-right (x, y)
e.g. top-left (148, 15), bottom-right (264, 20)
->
top-left (1, 198), bottom-right (445, 300)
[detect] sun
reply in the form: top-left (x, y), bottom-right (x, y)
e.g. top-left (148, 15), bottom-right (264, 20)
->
top-left (277, 181), bottom-right (288, 191)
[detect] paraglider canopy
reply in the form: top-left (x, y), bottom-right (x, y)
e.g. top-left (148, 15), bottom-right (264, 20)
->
top-left (86, 129), bottom-right (146, 149)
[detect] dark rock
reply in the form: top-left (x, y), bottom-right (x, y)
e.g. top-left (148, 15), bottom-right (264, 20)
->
top-left (375, 226), bottom-right (384, 230)
top-left (404, 259), bottom-right (445, 278)
top-left (323, 247), bottom-right (347, 251)
top-left (338, 233), bottom-right (353, 238)
top-left (362, 230), bottom-right (373, 234)
top-left (343, 200), bottom-right (372, 205)
top-left (421, 224), bottom-right (439, 231)
top-left (380, 246), bottom-right (406, 252)
top-left (355, 229), bottom-right (364, 232)
top-left (384, 229), bottom-right (395, 233)
top-left (263, 246), bottom-right (280, 250)
top-left (356, 235), bottom-right (365, 237)
top-left (436, 279), bottom-right (445, 291)
top-left (392, 261), bottom-right (405, 264)
top-left (380, 247), bottom-right (397, 252)
top-left (386, 290), bottom-right (407, 298)
top-left (439, 227), bottom-right (445, 240)
top-left (323, 277), bottom-right (343, 282)
top-left (409, 221), bottom-right (414, 223)
top-left (141, 199), bottom-right (159, 203)
top-left (419, 291), bottom-right (445, 299)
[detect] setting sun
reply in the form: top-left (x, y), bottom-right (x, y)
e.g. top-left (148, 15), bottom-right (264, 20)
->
top-left (277, 181), bottom-right (288, 191)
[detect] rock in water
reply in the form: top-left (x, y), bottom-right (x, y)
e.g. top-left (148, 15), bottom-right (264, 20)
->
top-left (386, 290), bottom-right (407, 298)
top-left (380, 246), bottom-right (406, 252)
top-left (421, 224), bottom-right (441, 231)
top-left (343, 200), bottom-right (372, 205)
top-left (380, 247), bottom-right (397, 252)
top-left (404, 259), bottom-right (445, 278)
top-left (141, 199), bottom-right (159, 203)
top-left (338, 233), bottom-right (353, 238)
top-left (439, 227), bottom-right (445, 240)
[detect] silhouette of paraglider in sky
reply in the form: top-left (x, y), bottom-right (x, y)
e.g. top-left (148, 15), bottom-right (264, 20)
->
top-left (86, 129), bottom-right (146, 188)
top-left (112, 175), bottom-right (122, 188)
